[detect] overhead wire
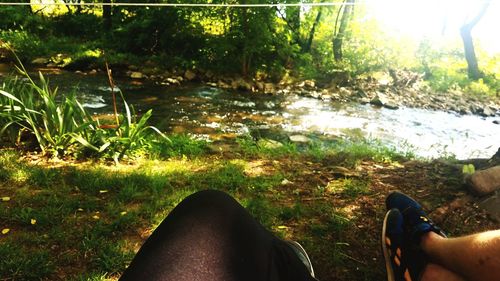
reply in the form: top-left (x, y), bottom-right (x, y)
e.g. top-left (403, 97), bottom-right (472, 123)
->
top-left (0, 1), bottom-right (494, 7)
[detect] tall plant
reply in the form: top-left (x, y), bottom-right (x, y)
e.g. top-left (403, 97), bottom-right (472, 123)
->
top-left (0, 67), bottom-right (100, 157)
top-left (0, 61), bottom-right (169, 161)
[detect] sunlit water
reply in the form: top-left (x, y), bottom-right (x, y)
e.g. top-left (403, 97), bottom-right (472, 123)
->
top-left (1, 67), bottom-right (499, 159)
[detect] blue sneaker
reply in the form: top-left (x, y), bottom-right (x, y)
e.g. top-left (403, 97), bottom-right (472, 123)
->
top-left (386, 191), bottom-right (446, 245)
top-left (382, 209), bottom-right (428, 281)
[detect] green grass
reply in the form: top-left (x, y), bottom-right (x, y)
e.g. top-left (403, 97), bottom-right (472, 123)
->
top-left (0, 137), bottom-right (415, 280)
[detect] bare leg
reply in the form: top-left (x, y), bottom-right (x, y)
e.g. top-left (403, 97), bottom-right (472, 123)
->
top-left (421, 230), bottom-right (500, 281)
top-left (420, 263), bottom-right (465, 281)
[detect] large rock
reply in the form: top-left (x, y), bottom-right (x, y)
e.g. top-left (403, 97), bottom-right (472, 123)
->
top-left (481, 106), bottom-right (496, 117)
top-left (184, 70), bottom-right (197, 81)
top-left (478, 190), bottom-right (500, 222)
top-left (467, 166), bottom-right (500, 196)
top-left (231, 78), bottom-right (253, 91)
top-left (370, 92), bottom-right (399, 110)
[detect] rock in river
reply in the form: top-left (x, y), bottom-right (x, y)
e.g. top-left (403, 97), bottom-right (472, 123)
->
top-left (130, 72), bottom-right (144, 79)
top-left (184, 70), bottom-right (197, 81)
top-left (370, 92), bottom-right (399, 110)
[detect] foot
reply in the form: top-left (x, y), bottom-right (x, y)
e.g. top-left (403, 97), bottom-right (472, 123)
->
top-left (386, 191), bottom-right (446, 245)
top-left (382, 208), bottom-right (428, 281)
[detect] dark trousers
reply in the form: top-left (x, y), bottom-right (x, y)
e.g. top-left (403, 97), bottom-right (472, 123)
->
top-left (119, 190), bottom-right (316, 281)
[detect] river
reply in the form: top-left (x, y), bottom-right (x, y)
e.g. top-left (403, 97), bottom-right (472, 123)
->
top-left (1, 66), bottom-right (499, 159)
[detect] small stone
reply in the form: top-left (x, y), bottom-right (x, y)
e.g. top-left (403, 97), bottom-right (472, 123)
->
top-left (467, 166), bottom-right (500, 196)
top-left (289, 135), bottom-right (311, 143)
top-left (303, 80), bottom-right (315, 88)
top-left (130, 72), bottom-right (144, 79)
top-left (281, 179), bottom-right (292, 185)
top-left (257, 139), bottom-right (283, 149)
top-left (493, 120), bottom-right (500, 125)
top-left (31, 57), bottom-right (49, 65)
top-left (264, 83), bottom-right (275, 94)
top-left (166, 77), bottom-right (180, 85)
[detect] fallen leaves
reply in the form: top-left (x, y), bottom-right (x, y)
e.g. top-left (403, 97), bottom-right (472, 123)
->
top-left (1, 196), bottom-right (10, 201)
top-left (2, 228), bottom-right (10, 235)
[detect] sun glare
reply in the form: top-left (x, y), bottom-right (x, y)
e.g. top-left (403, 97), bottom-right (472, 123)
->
top-left (367, 0), bottom-right (500, 53)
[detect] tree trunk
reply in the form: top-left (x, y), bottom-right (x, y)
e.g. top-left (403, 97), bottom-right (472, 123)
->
top-left (303, 7), bottom-right (322, 53)
top-left (460, 2), bottom-right (490, 80)
top-left (332, 0), bottom-right (354, 61)
top-left (241, 3), bottom-right (249, 77)
top-left (460, 26), bottom-right (481, 80)
top-left (103, 0), bottom-right (112, 31)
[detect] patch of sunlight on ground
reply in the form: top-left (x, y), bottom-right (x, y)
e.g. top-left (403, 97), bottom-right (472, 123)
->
top-left (242, 159), bottom-right (277, 177)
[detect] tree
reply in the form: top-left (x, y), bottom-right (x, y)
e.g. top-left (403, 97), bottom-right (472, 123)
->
top-left (460, 2), bottom-right (490, 80)
top-left (303, 6), bottom-right (322, 53)
top-left (332, 0), bottom-right (354, 61)
top-left (103, 0), bottom-right (112, 30)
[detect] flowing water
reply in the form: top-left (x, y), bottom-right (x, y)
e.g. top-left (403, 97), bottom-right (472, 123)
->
top-left (1, 66), bottom-right (499, 159)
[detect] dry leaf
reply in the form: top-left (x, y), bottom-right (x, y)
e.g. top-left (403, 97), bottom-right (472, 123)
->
top-left (1, 228), bottom-right (10, 235)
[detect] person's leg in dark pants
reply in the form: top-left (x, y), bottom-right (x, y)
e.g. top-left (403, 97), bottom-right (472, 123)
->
top-left (119, 190), bottom-right (316, 281)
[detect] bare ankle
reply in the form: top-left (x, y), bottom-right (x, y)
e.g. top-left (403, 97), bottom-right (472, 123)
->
top-left (421, 231), bottom-right (443, 251)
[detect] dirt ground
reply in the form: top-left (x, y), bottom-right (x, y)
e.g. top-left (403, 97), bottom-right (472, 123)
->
top-left (270, 157), bottom-right (499, 281)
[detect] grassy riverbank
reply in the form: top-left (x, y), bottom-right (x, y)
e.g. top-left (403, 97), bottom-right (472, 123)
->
top-left (0, 138), bottom-right (496, 281)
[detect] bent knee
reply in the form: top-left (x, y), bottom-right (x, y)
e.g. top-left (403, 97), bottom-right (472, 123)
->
top-left (421, 263), bottom-right (465, 281)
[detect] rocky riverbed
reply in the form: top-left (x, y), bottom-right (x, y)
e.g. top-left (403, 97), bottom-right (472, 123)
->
top-left (75, 63), bottom-right (500, 119)
top-left (4, 57), bottom-right (500, 120)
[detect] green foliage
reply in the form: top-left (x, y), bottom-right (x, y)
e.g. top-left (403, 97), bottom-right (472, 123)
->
top-left (462, 164), bottom-right (476, 175)
top-left (1, 0), bottom-right (498, 95)
top-left (0, 70), bottom-right (97, 156)
top-left (150, 134), bottom-right (208, 158)
top-left (0, 64), bottom-right (170, 160)
top-left (0, 243), bottom-right (55, 280)
top-left (415, 41), bottom-right (500, 96)
top-left (237, 137), bottom-right (298, 157)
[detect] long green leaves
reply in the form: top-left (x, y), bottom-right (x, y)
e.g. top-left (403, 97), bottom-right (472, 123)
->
top-left (0, 68), bottom-right (169, 161)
